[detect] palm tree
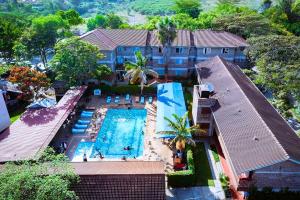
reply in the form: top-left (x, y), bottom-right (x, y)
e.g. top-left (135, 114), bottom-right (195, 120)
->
top-left (156, 17), bottom-right (176, 80)
top-left (164, 112), bottom-right (198, 150)
top-left (124, 51), bottom-right (158, 94)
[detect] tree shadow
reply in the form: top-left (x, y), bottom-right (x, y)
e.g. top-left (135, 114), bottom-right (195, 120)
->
top-left (157, 85), bottom-right (182, 107)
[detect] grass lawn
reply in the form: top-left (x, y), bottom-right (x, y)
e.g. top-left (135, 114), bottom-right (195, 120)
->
top-left (9, 107), bottom-right (25, 123)
top-left (194, 143), bottom-right (215, 186)
top-left (211, 145), bottom-right (220, 162)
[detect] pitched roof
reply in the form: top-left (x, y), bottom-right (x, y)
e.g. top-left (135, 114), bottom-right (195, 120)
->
top-left (195, 56), bottom-right (300, 175)
top-left (193, 30), bottom-right (248, 48)
top-left (80, 29), bottom-right (149, 50)
top-left (0, 86), bottom-right (87, 163)
top-left (80, 29), bottom-right (248, 50)
top-left (149, 30), bottom-right (191, 47)
top-left (72, 161), bottom-right (165, 175)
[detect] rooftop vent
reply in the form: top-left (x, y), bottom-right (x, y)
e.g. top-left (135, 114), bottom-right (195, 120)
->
top-left (253, 136), bottom-right (259, 141)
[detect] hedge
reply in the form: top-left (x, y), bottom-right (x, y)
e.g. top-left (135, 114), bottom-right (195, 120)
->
top-left (87, 84), bottom-right (157, 95)
top-left (167, 148), bottom-right (196, 187)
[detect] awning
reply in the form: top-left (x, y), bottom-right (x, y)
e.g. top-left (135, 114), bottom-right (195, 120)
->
top-left (155, 82), bottom-right (189, 138)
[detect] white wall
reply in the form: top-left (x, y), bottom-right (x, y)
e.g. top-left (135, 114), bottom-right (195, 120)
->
top-left (0, 91), bottom-right (10, 132)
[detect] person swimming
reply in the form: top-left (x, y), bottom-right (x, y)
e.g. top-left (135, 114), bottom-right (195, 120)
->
top-left (123, 146), bottom-right (133, 150)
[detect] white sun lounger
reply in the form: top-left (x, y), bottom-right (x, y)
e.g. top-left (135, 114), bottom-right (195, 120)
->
top-left (140, 96), bottom-right (145, 104)
top-left (106, 96), bottom-right (111, 104)
top-left (114, 96), bottom-right (120, 103)
top-left (148, 96), bottom-right (153, 104)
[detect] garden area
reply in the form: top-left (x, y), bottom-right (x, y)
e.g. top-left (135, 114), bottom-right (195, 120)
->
top-left (167, 142), bottom-right (214, 187)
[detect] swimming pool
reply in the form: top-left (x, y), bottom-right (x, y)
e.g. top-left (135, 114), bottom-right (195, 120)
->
top-left (73, 109), bottom-right (147, 160)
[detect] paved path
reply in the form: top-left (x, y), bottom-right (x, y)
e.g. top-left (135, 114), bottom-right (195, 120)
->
top-left (166, 186), bottom-right (224, 200)
top-left (166, 141), bottom-right (226, 200)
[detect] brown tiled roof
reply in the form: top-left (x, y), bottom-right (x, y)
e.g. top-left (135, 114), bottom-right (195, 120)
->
top-left (193, 30), bottom-right (248, 47)
top-left (196, 57), bottom-right (300, 175)
top-left (81, 29), bottom-right (149, 50)
top-left (0, 86), bottom-right (87, 163)
top-left (149, 30), bottom-right (191, 47)
top-left (81, 29), bottom-right (248, 49)
top-left (72, 161), bottom-right (165, 175)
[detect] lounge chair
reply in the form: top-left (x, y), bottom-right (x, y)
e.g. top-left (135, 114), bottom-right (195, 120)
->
top-left (148, 96), bottom-right (153, 104)
top-left (140, 96), bottom-right (145, 104)
top-left (125, 94), bottom-right (130, 101)
top-left (72, 128), bottom-right (86, 134)
top-left (106, 96), bottom-right (111, 104)
top-left (82, 111), bottom-right (94, 115)
top-left (75, 124), bottom-right (88, 129)
top-left (78, 119), bottom-right (91, 124)
top-left (114, 96), bottom-right (120, 103)
top-left (135, 96), bottom-right (139, 103)
top-left (80, 112), bottom-right (93, 118)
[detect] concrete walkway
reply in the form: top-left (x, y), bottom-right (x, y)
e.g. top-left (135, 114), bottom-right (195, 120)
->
top-left (166, 141), bottom-right (226, 200)
top-left (166, 186), bottom-right (223, 200)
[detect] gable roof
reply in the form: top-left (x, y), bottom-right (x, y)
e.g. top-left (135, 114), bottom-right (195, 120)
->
top-left (193, 30), bottom-right (248, 48)
top-left (149, 30), bottom-right (191, 47)
top-left (195, 56), bottom-right (300, 175)
top-left (80, 29), bottom-right (248, 50)
top-left (80, 29), bottom-right (149, 50)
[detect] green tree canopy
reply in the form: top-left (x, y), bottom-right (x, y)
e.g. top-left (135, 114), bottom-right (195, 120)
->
top-left (124, 51), bottom-right (158, 94)
top-left (246, 35), bottom-right (300, 115)
top-left (50, 36), bottom-right (106, 86)
top-left (0, 148), bottom-right (79, 200)
top-left (56, 9), bottom-right (83, 26)
top-left (164, 112), bottom-right (198, 150)
top-left (173, 0), bottom-right (201, 18)
top-left (0, 14), bottom-right (28, 62)
top-left (86, 13), bottom-right (128, 31)
top-left (16, 14), bottom-right (66, 66)
top-left (212, 12), bottom-right (290, 38)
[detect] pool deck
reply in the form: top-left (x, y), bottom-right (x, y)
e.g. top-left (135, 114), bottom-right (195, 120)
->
top-left (55, 95), bottom-right (173, 172)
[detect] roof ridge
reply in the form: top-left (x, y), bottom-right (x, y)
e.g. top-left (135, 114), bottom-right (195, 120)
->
top-left (216, 56), bottom-right (290, 164)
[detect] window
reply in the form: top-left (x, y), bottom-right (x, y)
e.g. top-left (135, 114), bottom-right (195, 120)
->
top-left (203, 48), bottom-right (211, 54)
top-left (158, 59), bottom-right (164, 65)
top-left (222, 48), bottom-right (229, 54)
top-left (158, 47), bottom-right (162, 53)
top-left (117, 47), bottom-right (123, 52)
top-left (176, 47), bottom-right (183, 54)
top-left (134, 47), bottom-right (140, 53)
top-left (175, 59), bottom-right (183, 65)
top-left (117, 57), bottom-right (124, 64)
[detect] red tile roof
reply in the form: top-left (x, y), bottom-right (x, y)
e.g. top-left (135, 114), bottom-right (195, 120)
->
top-left (193, 30), bottom-right (248, 47)
top-left (0, 86), bottom-right (87, 163)
top-left (196, 57), bottom-right (300, 175)
top-left (72, 161), bottom-right (165, 175)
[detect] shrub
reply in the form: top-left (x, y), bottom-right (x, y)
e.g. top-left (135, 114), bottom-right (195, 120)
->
top-left (90, 84), bottom-right (157, 95)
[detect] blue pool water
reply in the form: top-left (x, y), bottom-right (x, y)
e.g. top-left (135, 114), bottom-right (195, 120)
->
top-left (73, 109), bottom-right (147, 160)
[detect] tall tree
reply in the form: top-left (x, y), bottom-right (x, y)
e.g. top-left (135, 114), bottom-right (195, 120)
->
top-left (56, 9), bottom-right (83, 26)
top-left (0, 14), bottom-right (27, 62)
top-left (277, 0), bottom-right (300, 22)
top-left (50, 36), bottom-right (106, 86)
top-left (246, 35), bottom-right (300, 116)
top-left (164, 112), bottom-right (198, 150)
top-left (0, 148), bottom-right (79, 200)
top-left (17, 14), bottom-right (66, 67)
top-left (173, 0), bottom-right (201, 18)
top-left (124, 51), bottom-right (158, 94)
top-left (156, 18), bottom-right (176, 80)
